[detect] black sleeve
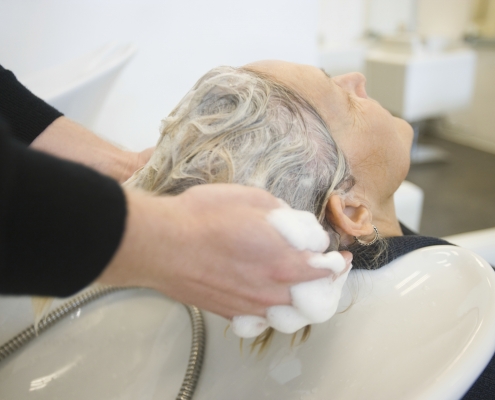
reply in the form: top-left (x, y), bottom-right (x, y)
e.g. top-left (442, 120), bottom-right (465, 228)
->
top-left (0, 64), bottom-right (63, 144)
top-left (0, 119), bottom-right (127, 297)
top-left (462, 353), bottom-right (495, 400)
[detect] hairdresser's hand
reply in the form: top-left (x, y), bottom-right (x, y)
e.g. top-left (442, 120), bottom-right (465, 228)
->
top-left (31, 116), bottom-right (154, 183)
top-left (99, 184), bottom-right (344, 319)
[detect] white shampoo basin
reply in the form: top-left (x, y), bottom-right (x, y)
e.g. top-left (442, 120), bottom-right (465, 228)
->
top-left (1, 246), bottom-right (494, 399)
top-left (196, 246), bottom-right (495, 400)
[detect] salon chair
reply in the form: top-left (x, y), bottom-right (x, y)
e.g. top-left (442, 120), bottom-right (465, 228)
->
top-left (1, 246), bottom-right (494, 400)
top-left (394, 180), bottom-right (424, 232)
top-left (444, 227), bottom-right (495, 266)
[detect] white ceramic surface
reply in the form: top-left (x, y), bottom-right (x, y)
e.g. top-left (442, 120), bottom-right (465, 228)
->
top-left (1, 246), bottom-right (494, 399)
top-left (19, 43), bottom-right (137, 130)
top-left (197, 246), bottom-right (495, 400)
top-left (0, 289), bottom-right (191, 400)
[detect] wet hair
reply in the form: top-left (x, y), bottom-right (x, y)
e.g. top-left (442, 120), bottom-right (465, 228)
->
top-left (126, 66), bottom-right (354, 240)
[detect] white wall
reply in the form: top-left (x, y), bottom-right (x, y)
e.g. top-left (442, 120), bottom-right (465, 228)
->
top-left (0, 0), bottom-right (318, 150)
top-left (418, 0), bottom-right (473, 40)
top-left (366, 0), bottom-right (472, 38)
top-left (318, 0), bottom-right (366, 46)
top-left (317, 0), bottom-right (368, 75)
top-left (366, 0), bottom-right (416, 35)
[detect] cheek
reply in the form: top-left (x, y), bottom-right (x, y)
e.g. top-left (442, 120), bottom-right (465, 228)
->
top-left (329, 107), bottom-right (412, 190)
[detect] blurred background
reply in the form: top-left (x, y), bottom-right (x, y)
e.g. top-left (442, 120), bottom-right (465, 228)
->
top-left (0, 0), bottom-right (494, 238)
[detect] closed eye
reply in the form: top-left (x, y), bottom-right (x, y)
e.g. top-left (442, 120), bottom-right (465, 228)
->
top-left (320, 68), bottom-right (332, 80)
top-left (320, 68), bottom-right (358, 113)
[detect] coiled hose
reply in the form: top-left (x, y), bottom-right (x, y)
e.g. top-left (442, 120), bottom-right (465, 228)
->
top-left (0, 286), bottom-right (206, 400)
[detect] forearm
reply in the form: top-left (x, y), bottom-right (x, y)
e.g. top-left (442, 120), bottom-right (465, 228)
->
top-left (31, 116), bottom-right (151, 183)
top-left (1, 65), bottom-right (150, 182)
top-left (98, 189), bottom-right (180, 289)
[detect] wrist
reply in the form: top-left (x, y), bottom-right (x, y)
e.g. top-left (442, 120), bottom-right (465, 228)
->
top-left (107, 149), bottom-right (140, 184)
top-left (107, 147), bottom-right (155, 184)
top-left (31, 116), bottom-right (151, 184)
top-left (97, 189), bottom-right (182, 289)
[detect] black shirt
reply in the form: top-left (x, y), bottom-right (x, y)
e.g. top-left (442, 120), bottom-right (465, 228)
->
top-left (0, 65), bottom-right (126, 297)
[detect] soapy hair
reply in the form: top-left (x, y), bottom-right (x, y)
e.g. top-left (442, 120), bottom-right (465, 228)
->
top-left (126, 66), bottom-right (354, 238)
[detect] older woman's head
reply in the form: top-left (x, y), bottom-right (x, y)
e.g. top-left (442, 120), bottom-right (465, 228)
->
top-left (127, 61), bottom-right (413, 250)
top-left (246, 61), bottom-right (413, 242)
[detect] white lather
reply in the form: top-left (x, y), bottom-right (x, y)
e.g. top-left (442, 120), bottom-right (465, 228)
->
top-left (232, 204), bottom-right (351, 338)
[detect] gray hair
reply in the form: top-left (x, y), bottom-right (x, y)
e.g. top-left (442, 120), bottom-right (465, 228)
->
top-left (126, 66), bottom-right (354, 247)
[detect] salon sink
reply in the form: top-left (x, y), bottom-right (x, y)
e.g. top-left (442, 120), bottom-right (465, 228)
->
top-left (1, 246), bottom-right (495, 399)
top-left (195, 246), bottom-right (495, 400)
top-left (0, 290), bottom-right (191, 399)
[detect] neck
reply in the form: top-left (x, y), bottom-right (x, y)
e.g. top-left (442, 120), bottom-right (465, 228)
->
top-left (371, 196), bottom-right (403, 237)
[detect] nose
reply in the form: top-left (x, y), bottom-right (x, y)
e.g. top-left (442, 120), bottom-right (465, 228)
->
top-left (333, 72), bottom-right (368, 99)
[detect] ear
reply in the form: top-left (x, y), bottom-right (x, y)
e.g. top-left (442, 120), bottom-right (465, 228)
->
top-left (325, 195), bottom-right (374, 244)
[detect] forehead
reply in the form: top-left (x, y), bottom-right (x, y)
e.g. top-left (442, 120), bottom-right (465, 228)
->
top-left (246, 60), bottom-right (339, 119)
top-left (247, 60), bottom-right (333, 91)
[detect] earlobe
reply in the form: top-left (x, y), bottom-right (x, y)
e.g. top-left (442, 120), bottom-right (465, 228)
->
top-left (325, 195), bottom-right (374, 241)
